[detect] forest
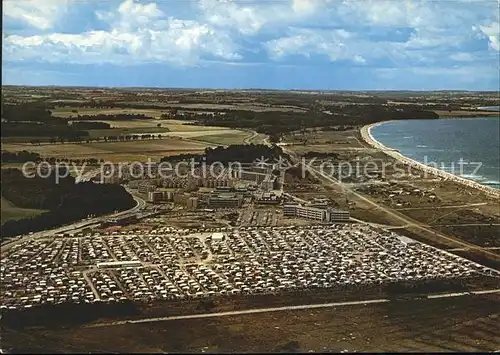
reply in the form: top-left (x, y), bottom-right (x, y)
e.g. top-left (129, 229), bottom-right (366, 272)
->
top-left (1, 168), bottom-right (136, 239)
top-left (168, 105), bottom-right (439, 137)
top-left (160, 144), bottom-right (288, 165)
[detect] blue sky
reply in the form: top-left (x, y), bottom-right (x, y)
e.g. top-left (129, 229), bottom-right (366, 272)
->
top-left (2, 0), bottom-right (499, 90)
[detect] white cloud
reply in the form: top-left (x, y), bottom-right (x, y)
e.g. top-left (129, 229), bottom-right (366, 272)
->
top-left (4, 0), bottom-right (241, 65)
top-left (266, 29), bottom-right (372, 64)
top-left (353, 55), bottom-right (366, 64)
top-left (3, 0), bottom-right (499, 75)
top-left (198, 0), bottom-right (332, 35)
top-left (292, 0), bottom-right (332, 15)
top-left (264, 0), bottom-right (498, 66)
top-left (477, 22), bottom-right (500, 51)
top-left (3, 0), bottom-right (70, 30)
top-left (200, 0), bottom-right (264, 35)
top-left (449, 52), bottom-right (476, 62)
top-left (97, 0), bottom-right (165, 31)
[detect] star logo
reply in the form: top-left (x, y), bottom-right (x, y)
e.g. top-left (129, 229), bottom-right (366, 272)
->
top-left (254, 156), bottom-right (269, 168)
top-left (273, 155), bottom-right (294, 171)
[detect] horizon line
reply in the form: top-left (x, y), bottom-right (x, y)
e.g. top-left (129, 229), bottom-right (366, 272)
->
top-left (2, 84), bottom-right (499, 94)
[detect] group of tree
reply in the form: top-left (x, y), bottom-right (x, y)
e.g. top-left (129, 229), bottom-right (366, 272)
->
top-left (302, 151), bottom-right (340, 160)
top-left (1, 103), bottom-right (159, 141)
top-left (70, 121), bottom-right (111, 130)
top-left (160, 144), bottom-right (288, 166)
top-left (168, 104), bottom-right (439, 136)
top-left (0, 168), bottom-right (136, 239)
top-left (1, 150), bottom-right (41, 163)
top-left (1, 150), bottom-right (107, 166)
top-left (71, 113), bottom-right (154, 121)
top-left (2, 300), bottom-right (140, 328)
top-left (99, 134), bottom-right (163, 142)
top-left (2, 122), bottom-right (90, 139)
top-left (28, 133), bottom-right (164, 145)
top-left (320, 125), bottom-right (354, 131)
top-left (2, 103), bottom-right (56, 124)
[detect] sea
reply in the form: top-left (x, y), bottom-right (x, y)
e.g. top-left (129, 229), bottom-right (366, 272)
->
top-left (370, 117), bottom-right (500, 189)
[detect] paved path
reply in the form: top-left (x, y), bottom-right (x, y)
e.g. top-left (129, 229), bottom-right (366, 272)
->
top-left (396, 202), bottom-right (488, 211)
top-left (434, 223), bottom-right (500, 227)
top-left (243, 130), bottom-right (260, 144)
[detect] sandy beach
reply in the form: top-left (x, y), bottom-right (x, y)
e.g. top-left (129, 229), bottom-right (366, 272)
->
top-left (360, 122), bottom-right (500, 199)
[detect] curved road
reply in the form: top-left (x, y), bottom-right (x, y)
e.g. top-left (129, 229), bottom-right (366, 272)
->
top-left (1, 189), bottom-right (146, 253)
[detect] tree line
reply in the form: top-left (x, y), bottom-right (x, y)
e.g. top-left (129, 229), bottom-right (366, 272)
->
top-left (1, 103), bottom-right (156, 139)
top-left (160, 144), bottom-right (288, 166)
top-left (28, 133), bottom-right (165, 145)
top-left (1, 151), bottom-right (107, 165)
top-left (167, 105), bottom-right (439, 136)
top-left (1, 168), bottom-right (136, 239)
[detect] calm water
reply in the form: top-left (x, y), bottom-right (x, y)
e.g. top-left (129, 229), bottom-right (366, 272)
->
top-left (371, 117), bottom-right (500, 189)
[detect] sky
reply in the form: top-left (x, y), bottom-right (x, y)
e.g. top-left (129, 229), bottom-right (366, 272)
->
top-left (2, 0), bottom-right (499, 90)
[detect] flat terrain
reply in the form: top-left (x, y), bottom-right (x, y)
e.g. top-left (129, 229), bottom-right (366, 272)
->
top-left (3, 110), bottom-right (256, 160)
top-left (1, 197), bottom-right (46, 225)
top-left (192, 131), bottom-right (254, 145)
top-left (1, 138), bottom-right (213, 162)
top-left (90, 119), bottom-right (256, 144)
top-left (3, 295), bottom-right (499, 353)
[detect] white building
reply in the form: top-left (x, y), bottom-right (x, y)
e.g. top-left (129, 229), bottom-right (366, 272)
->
top-left (284, 204), bottom-right (350, 222)
top-left (211, 232), bottom-right (226, 241)
top-left (327, 209), bottom-right (350, 222)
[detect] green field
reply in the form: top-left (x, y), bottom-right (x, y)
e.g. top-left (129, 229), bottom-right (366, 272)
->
top-left (1, 137), bottom-right (215, 163)
top-left (1, 197), bottom-right (47, 225)
top-left (192, 132), bottom-right (251, 145)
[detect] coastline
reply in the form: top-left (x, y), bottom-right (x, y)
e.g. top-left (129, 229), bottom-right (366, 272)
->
top-left (434, 110), bottom-right (499, 118)
top-left (360, 121), bottom-right (500, 199)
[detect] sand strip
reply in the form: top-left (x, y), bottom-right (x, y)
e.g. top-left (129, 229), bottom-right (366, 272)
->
top-left (360, 122), bottom-right (500, 199)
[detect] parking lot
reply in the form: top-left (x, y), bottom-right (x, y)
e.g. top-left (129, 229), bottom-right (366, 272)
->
top-left (239, 208), bottom-right (280, 226)
top-left (1, 224), bottom-right (498, 309)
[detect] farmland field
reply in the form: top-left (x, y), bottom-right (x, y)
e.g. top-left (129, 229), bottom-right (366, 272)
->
top-left (1, 197), bottom-right (47, 225)
top-left (191, 131), bottom-right (253, 145)
top-left (52, 108), bottom-right (249, 141)
top-left (1, 138), bottom-right (215, 162)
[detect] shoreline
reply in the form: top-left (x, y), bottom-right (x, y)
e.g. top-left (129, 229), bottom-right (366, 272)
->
top-left (360, 121), bottom-right (500, 199)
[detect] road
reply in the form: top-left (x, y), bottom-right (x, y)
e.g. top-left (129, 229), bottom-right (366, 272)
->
top-left (395, 202), bottom-right (488, 211)
top-left (434, 223), bottom-right (500, 227)
top-left (280, 145), bottom-right (500, 262)
top-left (243, 130), bottom-right (260, 144)
top-left (85, 288), bottom-right (500, 328)
top-left (1, 189), bottom-right (146, 252)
